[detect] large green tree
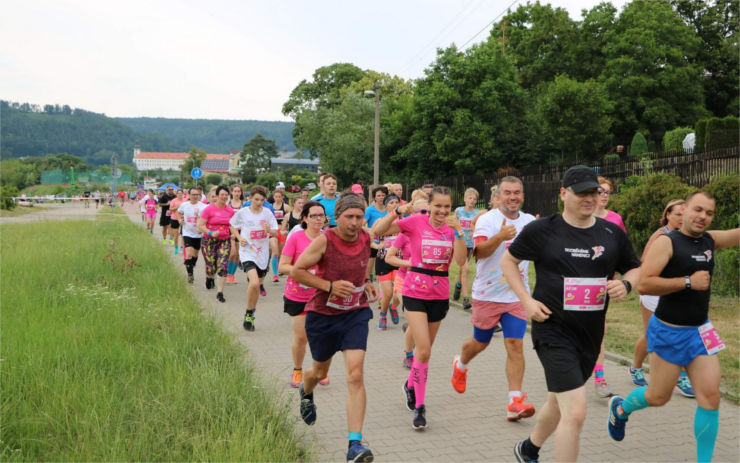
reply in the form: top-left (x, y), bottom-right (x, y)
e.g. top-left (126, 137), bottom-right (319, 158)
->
top-left (240, 134), bottom-right (277, 183)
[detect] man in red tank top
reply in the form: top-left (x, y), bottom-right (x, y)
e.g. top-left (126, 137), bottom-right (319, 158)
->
top-left (291, 192), bottom-right (379, 463)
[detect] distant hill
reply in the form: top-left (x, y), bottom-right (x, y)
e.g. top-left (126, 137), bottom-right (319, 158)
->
top-left (0, 101), bottom-right (296, 166)
top-left (116, 117), bottom-right (295, 154)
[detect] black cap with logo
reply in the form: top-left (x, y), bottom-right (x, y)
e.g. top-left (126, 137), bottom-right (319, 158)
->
top-left (562, 165), bottom-right (600, 193)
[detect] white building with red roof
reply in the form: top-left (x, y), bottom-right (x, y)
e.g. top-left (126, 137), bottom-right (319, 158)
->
top-left (132, 146), bottom-right (233, 173)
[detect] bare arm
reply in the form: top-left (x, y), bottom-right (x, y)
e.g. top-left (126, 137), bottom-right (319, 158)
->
top-left (384, 246), bottom-right (410, 269)
top-left (371, 210), bottom-right (401, 237)
top-left (475, 219), bottom-right (517, 259)
top-left (641, 228), bottom-right (666, 262)
top-left (637, 235), bottom-right (710, 295)
top-left (278, 253), bottom-right (293, 275)
top-left (708, 228), bottom-right (740, 250)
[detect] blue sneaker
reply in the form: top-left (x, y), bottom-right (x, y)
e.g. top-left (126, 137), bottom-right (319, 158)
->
top-left (629, 366), bottom-right (648, 386)
top-left (299, 384), bottom-right (316, 425)
top-left (378, 314), bottom-right (387, 331)
top-left (607, 396), bottom-right (628, 441)
top-left (346, 440), bottom-right (373, 462)
top-left (675, 373), bottom-right (695, 398)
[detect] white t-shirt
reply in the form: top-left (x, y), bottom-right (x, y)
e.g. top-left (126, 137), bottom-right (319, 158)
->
top-left (472, 208), bottom-right (535, 303)
top-left (229, 207), bottom-right (278, 269)
top-left (177, 201), bottom-right (208, 238)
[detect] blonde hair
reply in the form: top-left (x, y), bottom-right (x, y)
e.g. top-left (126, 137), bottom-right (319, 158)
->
top-left (411, 189), bottom-right (427, 202)
top-left (661, 199), bottom-right (685, 226)
top-left (490, 185), bottom-right (498, 195)
top-left (464, 187), bottom-right (479, 199)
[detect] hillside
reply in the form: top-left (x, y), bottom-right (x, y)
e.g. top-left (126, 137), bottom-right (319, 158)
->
top-left (116, 118), bottom-right (295, 154)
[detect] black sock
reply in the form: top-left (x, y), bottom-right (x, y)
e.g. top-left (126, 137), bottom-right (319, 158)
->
top-left (522, 438), bottom-right (540, 459)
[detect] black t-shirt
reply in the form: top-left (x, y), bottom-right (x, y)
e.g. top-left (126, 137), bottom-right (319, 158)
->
top-left (508, 215), bottom-right (640, 360)
top-left (158, 193), bottom-right (176, 215)
top-left (83, 191), bottom-right (91, 198)
top-left (655, 231), bottom-right (714, 326)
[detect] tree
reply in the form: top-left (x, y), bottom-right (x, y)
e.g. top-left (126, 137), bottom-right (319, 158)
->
top-left (205, 173), bottom-right (222, 186)
top-left (282, 63), bottom-right (368, 118)
top-left (240, 134), bottom-right (277, 183)
top-left (629, 132), bottom-right (649, 158)
top-left (181, 147), bottom-right (207, 179)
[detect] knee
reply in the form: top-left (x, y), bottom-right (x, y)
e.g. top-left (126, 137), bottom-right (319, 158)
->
top-left (504, 338), bottom-right (523, 354)
top-left (562, 406), bottom-right (587, 429)
top-left (698, 390), bottom-right (721, 409)
top-left (346, 369), bottom-right (364, 388)
top-left (414, 347), bottom-right (431, 363)
top-left (646, 389), bottom-right (672, 407)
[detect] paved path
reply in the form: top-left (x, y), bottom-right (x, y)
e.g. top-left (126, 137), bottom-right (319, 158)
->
top-left (122, 206), bottom-right (739, 463)
top-left (0, 203), bottom-right (102, 224)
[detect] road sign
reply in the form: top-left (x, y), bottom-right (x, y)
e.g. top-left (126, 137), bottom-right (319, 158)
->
top-left (191, 168), bottom-right (203, 179)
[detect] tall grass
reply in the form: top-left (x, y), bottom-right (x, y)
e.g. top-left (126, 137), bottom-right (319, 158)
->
top-left (1, 219), bottom-right (309, 461)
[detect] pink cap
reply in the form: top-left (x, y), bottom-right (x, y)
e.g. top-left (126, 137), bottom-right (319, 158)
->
top-left (351, 184), bottom-right (363, 194)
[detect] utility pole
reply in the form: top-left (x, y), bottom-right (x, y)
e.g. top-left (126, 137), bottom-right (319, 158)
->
top-left (372, 86), bottom-right (380, 187)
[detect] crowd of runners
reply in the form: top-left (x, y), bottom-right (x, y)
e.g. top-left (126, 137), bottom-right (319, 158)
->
top-left (133, 168), bottom-right (738, 463)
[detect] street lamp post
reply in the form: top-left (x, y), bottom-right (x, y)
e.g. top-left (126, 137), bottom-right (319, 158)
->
top-left (364, 86), bottom-right (380, 186)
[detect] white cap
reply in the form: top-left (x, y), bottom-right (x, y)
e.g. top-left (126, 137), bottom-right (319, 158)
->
top-left (276, 182), bottom-right (286, 189)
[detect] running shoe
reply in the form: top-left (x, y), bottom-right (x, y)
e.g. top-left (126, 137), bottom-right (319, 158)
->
top-left (187, 273), bottom-right (194, 284)
top-left (595, 379), bottom-right (614, 398)
top-left (451, 355), bottom-right (467, 393)
top-left (607, 395), bottom-right (628, 441)
top-left (205, 277), bottom-right (214, 290)
top-left (346, 440), bottom-right (373, 463)
top-left (216, 292), bottom-right (225, 303)
top-left (273, 274), bottom-right (279, 283)
top-left (243, 310), bottom-right (255, 331)
top-left (403, 380), bottom-right (416, 411)
top-left (507, 393), bottom-right (536, 421)
top-left (169, 238), bottom-right (174, 246)
top-left (260, 284), bottom-right (267, 297)
top-left (162, 238), bottom-right (167, 245)
top-left (402, 354), bottom-right (413, 369)
top-left (629, 366), bottom-right (648, 387)
top-left (319, 377), bottom-right (330, 386)
top-left (675, 373), bottom-right (695, 398)
top-left (174, 246), bottom-right (178, 255)
top-left (514, 440), bottom-right (539, 463)
top-left (412, 405), bottom-right (427, 430)
top-left (378, 314), bottom-right (387, 331)
top-left (462, 298), bottom-right (472, 310)
top-left (291, 369), bottom-right (302, 388)
top-left (299, 384), bottom-right (317, 425)
top-left (226, 274), bottom-right (237, 285)
top-left (453, 283), bottom-right (461, 301)
top-left (389, 306), bottom-right (399, 324)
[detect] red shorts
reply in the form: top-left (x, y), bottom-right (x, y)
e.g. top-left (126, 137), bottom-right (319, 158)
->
top-left (393, 273), bottom-right (404, 294)
top-left (378, 269), bottom-right (396, 283)
top-left (471, 299), bottom-right (526, 330)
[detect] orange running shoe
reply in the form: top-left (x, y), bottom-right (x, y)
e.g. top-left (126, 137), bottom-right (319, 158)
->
top-left (290, 369), bottom-right (302, 388)
top-left (451, 355), bottom-right (467, 393)
top-left (507, 393), bottom-right (535, 421)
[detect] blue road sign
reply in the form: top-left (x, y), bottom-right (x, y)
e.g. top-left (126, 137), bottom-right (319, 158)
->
top-left (191, 168), bottom-right (203, 179)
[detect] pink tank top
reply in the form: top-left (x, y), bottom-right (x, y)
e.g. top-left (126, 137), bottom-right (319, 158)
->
top-left (306, 228), bottom-right (371, 316)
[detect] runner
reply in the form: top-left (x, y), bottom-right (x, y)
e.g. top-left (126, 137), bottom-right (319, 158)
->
top-left (502, 165), bottom-right (641, 463)
top-left (229, 185), bottom-right (278, 330)
top-left (142, 190), bottom-right (158, 234)
top-left (282, 196), bottom-right (305, 238)
top-left (243, 189), bottom-right (274, 298)
top-left (374, 194), bottom-right (400, 330)
top-left (168, 189), bottom-right (185, 254)
top-left (226, 184), bottom-right (246, 285)
top-left (158, 185), bottom-right (176, 245)
top-left (471, 185), bottom-right (499, 230)
top-left (93, 190), bottom-right (101, 208)
top-left (450, 177), bottom-right (536, 422)
top-left (269, 189), bottom-right (291, 283)
top-left (422, 184), bottom-right (434, 198)
top-left (177, 187), bottom-right (207, 284)
top-left (372, 186), bottom-right (467, 430)
top-left (607, 191), bottom-right (739, 463)
top-left (311, 173), bottom-right (328, 200)
top-left (630, 199), bottom-right (694, 396)
top-left (197, 186), bottom-right (234, 299)
top-left (83, 189), bottom-right (91, 208)
top-left (364, 186), bottom-right (389, 285)
top-left (278, 200), bottom-right (330, 387)
top-left (384, 198), bottom-right (429, 369)
top-left (453, 188), bottom-right (481, 310)
top-left (291, 192), bottom-right (378, 462)
top-left (391, 183), bottom-right (406, 204)
top-left (314, 174), bottom-right (339, 227)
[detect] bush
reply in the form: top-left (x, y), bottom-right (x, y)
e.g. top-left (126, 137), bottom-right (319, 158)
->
top-left (695, 118), bottom-right (709, 151)
top-left (703, 174), bottom-right (740, 296)
top-left (663, 127), bottom-right (693, 151)
top-left (255, 172), bottom-right (278, 190)
top-left (713, 248), bottom-right (739, 296)
top-left (629, 132), bottom-right (649, 158)
top-left (706, 116), bottom-right (740, 151)
top-left (0, 184), bottom-right (18, 210)
top-left (205, 173), bottom-right (222, 185)
top-left (609, 173), bottom-right (696, 252)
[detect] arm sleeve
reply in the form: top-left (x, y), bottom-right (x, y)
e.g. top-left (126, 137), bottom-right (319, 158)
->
top-left (397, 215), bottom-right (416, 234)
top-left (472, 213), bottom-right (495, 240)
top-left (228, 211), bottom-right (240, 228)
top-left (507, 219), bottom-right (546, 262)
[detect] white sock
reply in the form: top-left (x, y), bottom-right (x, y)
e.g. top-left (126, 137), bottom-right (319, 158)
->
top-left (456, 356), bottom-right (468, 371)
top-left (509, 390), bottom-right (522, 404)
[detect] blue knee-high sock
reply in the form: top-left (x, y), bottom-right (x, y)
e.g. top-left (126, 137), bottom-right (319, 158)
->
top-left (271, 256), bottom-right (279, 275)
top-left (695, 406), bottom-right (719, 463)
top-left (619, 386), bottom-right (649, 417)
top-left (227, 261), bottom-right (237, 276)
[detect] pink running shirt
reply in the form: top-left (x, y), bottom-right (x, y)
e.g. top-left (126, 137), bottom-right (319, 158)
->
top-left (397, 214), bottom-right (455, 300)
top-left (200, 204), bottom-right (235, 239)
top-left (282, 229), bottom-right (318, 303)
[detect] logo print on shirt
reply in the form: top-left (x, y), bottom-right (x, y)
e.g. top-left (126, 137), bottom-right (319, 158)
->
top-left (704, 250), bottom-right (712, 262)
top-left (591, 246), bottom-right (605, 260)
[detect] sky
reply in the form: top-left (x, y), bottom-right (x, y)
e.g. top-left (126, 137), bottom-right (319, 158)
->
top-left (1, 0), bottom-right (627, 122)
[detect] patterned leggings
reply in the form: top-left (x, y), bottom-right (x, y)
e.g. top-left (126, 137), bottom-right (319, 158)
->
top-left (201, 237), bottom-right (231, 277)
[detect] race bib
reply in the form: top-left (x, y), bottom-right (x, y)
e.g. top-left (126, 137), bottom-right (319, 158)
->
top-left (249, 229), bottom-right (267, 240)
top-left (699, 321), bottom-right (725, 355)
top-left (563, 277), bottom-right (607, 311)
top-left (166, 210), bottom-right (172, 216)
top-left (459, 219), bottom-right (472, 229)
top-left (274, 210), bottom-right (284, 219)
top-left (326, 286), bottom-right (365, 311)
top-left (186, 216), bottom-right (197, 223)
top-left (421, 239), bottom-right (453, 264)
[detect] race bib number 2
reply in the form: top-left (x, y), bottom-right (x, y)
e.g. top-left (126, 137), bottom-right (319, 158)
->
top-left (563, 277), bottom-right (607, 311)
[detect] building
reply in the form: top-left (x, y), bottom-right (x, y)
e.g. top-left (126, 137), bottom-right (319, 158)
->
top-left (132, 146), bottom-right (236, 173)
top-left (270, 157), bottom-right (319, 172)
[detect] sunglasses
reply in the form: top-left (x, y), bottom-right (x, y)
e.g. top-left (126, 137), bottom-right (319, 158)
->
top-left (415, 209), bottom-right (428, 215)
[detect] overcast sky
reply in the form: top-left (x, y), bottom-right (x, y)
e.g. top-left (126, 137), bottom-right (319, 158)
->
top-left (1, 0), bottom-right (627, 122)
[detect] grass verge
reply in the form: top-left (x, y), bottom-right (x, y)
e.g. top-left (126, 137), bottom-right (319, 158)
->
top-left (0, 205), bottom-right (47, 218)
top-left (0, 219), bottom-right (309, 461)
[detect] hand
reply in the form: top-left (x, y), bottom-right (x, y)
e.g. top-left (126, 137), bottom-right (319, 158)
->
top-left (445, 215), bottom-right (461, 230)
top-left (262, 221), bottom-right (271, 231)
top-left (179, 219), bottom-right (184, 225)
top-left (399, 203), bottom-right (414, 215)
top-left (331, 280), bottom-right (356, 298)
top-left (364, 282), bottom-right (379, 303)
top-left (523, 297), bottom-right (551, 322)
top-left (497, 219), bottom-right (517, 241)
top-left (238, 237), bottom-right (248, 246)
top-left (606, 280), bottom-right (628, 300)
top-left (690, 270), bottom-right (711, 291)
top-left (211, 230), bottom-right (220, 238)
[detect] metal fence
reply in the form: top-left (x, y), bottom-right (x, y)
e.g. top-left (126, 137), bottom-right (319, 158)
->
top-left (405, 147), bottom-right (740, 217)
top-left (40, 169), bottom-right (133, 185)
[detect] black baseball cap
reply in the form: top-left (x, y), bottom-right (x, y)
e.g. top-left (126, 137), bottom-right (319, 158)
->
top-left (562, 165), bottom-right (600, 193)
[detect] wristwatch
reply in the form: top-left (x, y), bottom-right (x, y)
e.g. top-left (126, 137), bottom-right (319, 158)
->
top-left (685, 275), bottom-right (691, 290)
top-left (621, 280), bottom-right (632, 294)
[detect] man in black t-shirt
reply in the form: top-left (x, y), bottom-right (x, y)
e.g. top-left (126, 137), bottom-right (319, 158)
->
top-left (502, 165), bottom-right (640, 463)
top-left (607, 191), bottom-right (739, 462)
top-left (158, 186), bottom-right (176, 245)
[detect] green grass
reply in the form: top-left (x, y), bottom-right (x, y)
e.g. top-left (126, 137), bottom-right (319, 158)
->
top-left (449, 256), bottom-right (739, 398)
top-left (0, 219), bottom-right (309, 461)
